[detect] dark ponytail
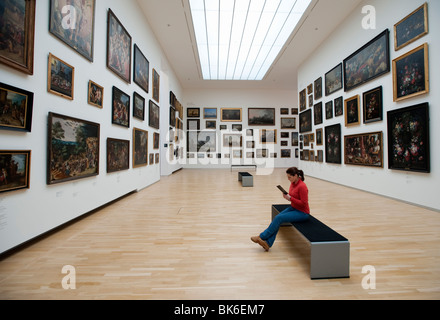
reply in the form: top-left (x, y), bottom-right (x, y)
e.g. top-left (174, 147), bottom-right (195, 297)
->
top-left (286, 167), bottom-right (305, 181)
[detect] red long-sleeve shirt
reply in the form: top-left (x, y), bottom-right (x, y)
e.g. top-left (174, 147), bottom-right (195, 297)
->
top-left (289, 179), bottom-right (310, 214)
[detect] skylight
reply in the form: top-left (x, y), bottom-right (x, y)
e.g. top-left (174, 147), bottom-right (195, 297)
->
top-left (189, 0), bottom-right (312, 80)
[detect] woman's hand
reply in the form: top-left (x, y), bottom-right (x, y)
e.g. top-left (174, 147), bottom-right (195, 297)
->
top-left (283, 194), bottom-right (291, 201)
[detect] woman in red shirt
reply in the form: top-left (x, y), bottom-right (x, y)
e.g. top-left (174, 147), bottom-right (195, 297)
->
top-left (251, 167), bottom-right (310, 251)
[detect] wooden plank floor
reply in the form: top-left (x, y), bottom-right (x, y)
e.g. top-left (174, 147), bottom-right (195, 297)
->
top-left (1, 168), bottom-right (439, 300)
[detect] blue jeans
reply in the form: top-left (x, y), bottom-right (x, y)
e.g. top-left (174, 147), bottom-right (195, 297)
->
top-left (260, 206), bottom-right (309, 248)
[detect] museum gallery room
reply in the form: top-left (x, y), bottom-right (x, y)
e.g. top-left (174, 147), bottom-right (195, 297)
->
top-left (0, 0), bottom-right (439, 302)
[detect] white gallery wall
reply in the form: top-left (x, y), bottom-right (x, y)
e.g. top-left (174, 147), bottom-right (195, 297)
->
top-left (183, 88), bottom-right (300, 170)
top-left (0, 0), bottom-right (183, 254)
top-left (297, 0), bottom-right (439, 210)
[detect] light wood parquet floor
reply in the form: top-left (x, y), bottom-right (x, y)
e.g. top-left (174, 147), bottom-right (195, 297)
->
top-left (1, 168), bottom-right (439, 300)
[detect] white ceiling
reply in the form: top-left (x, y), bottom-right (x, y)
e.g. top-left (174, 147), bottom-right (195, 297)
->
top-left (136, 0), bottom-right (363, 91)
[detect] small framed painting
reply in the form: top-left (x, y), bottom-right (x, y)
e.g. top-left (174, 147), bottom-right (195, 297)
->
top-left (133, 128), bottom-right (148, 168)
top-left (133, 92), bottom-right (145, 121)
top-left (325, 124), bottom-right (341, 164)
top-left (112, 86), bottom-right (130, 128)
top-left (0, 150), bottom-right (31, 194)
top-left (363, 86), bottom-right (383, 124)
top-left (325, 63), bottom-right (343, 96)
top-left (88, 80), bottom-right (104, 108)
top-left (0, 82), bottom-right (34, 132)
top-left (133, 44), bottom-right (149, 94)
top-left (48, 53), bottom-right (75, 100)
top-left (107, 138), bottom-right (130, 173)
top-left (221, 108), bottom-right (242, 122)
top-left (345, 95), bottom-right (360, 127)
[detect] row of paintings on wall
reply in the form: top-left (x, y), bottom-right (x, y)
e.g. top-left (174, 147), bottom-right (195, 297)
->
top-left (1, 2), bottom-right (161, 104)
top-left (301, 103), bottom-right (430, 173)
top-left (0, 80), bottom-right (161, 133)
top-left (0, 112), bottom-right (161, 194)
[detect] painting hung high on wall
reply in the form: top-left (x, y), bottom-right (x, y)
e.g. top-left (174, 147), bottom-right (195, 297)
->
top-left (394, 3), bottom-right (428, 51)
top-left (393, 43), bottom-right (429, 102)
top-left (344, 95), bottom-right (360, 127)
top-left (49, 0), bottom-right (96, 62)
top-left (344, 132), bottom-right (383, 167)
top-left (325, 63), bottom-right (343, 96)
top-left (248, 108), bottom-right (275, 126)
top-left (47, 112), bottom-right (100, 185)
top-left (343, 29), bottom-right (390, 91)
top-left (107, 9), bottom-right (132, 83)
top-left (0, 150), bottom-right (31, 194)
top-left (0, 0), bottom-right (35, 74)
top-left (133, 44), bottom-right (149, 94)
top-left (221, 108), bottom-right (242, 122)
top-left (387, 103), bottom-right (430, 173)
top-left (0, 82), bottom-right (34, 132)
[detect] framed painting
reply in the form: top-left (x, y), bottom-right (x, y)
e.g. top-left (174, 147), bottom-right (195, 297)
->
top-left (133, 92), bottom-right (145, 121)
top-left (299, 89), bottom-right (307, 112)
top-left (49, 0), bottom-right (96, 62)
top-left (313, 102), bottom-right (323, 126)
top-left (0, 82), bottom-right (34, 132)
top-left (149, 100), bottom-right (160, 130)
top-left (387, 103), bottom-right (430, 173)
top-left (343, 29), bottom-right (390, 91)
top-left (48, 53), bottom-right (74, 100)
top-left (345, 95), bottom-right (360, 127)
top-left (107, 138), bottom-right (130, 173)
top-left (0, 0), bottom-right (35, 74)
top-left (133, 44), bottom-right (149, 94)
top-left (363, 86), bottom-right (383, 124)
top-left (280, 118), bottom-right (296, 129)
top-left (325, 63), bottom-right (343, 96)
top-left (170, 106), bottom-right (176, 127)
top-left (203, 108), bottom-right (217, 119)
top-left (107, 9), bottom-right (131, 83)
top-left (316, 128), bottom-right (323, 146)
top-left (223, 134), bottom-right (242, 148)
top-left (133, 128), bottom-right (148, 168)
top-left (344, 132), bottom-right (383, 167)
top-left (392, 43), bottom-right (429, 102)
top-left (260, 129), bottom-right (277, 144)
top-left (187, 119), bottom-right (200, 131)
top-left (314, 77), bottom-right (322, 100)
top-left (299, 109), bottom-right (312, 133)
top-left (88, 80), bottom-right (103, 108)
top-left (221, 108), bottom-right (242, 122)
top-left (153, 132), bottom-right (160, 149)
top-left (152, 68), bottom-right (160, 103)
top-left (325, 101), bottom-right (333, 120)
top-left (334, 96), bottom-right (343, 117)
top-left (112, 86), bottom-right (130, 128)
top-left (394, 3), bottom-right (428, 51)
top-left (187, 108), bottom-right (200, 118)
top-left (0, 150), bottom-right (31, 194)
top-left (325, 124), bottom-right (341, 164)
top-left (47, 112), bottom-right (100, 185)
top-left (248, 108), bottom-right (275, 126)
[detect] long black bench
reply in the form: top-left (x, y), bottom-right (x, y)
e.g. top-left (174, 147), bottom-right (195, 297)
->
top-left (272, 204), bottom-right (350, 280)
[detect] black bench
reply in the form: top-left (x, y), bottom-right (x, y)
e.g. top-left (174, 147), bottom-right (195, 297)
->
top-left (272, 204), bottom-right (350, 280)
top-left (238, 172), bottom-right (253, 187)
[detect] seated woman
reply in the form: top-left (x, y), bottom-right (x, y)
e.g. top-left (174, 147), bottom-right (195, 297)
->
top-left (251, 167), bottom-right (310, 251)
